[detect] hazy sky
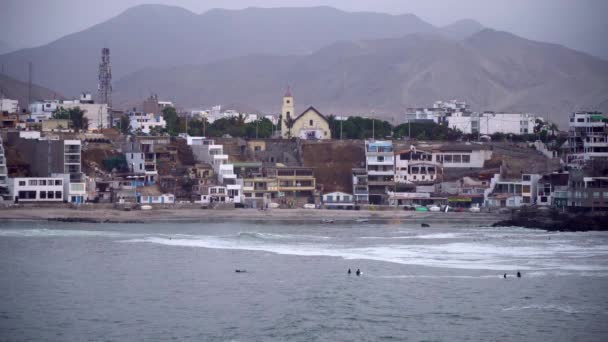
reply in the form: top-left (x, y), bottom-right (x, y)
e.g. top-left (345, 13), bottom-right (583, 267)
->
top-left (1, 0), bottom-right (607, 58)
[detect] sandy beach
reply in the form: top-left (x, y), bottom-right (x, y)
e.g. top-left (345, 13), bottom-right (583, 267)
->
top-left (0, 206), bottom-right (509, 225)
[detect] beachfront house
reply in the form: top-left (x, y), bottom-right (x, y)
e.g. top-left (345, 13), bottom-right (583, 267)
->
top-left (322, 191), bottom-right (355, 209)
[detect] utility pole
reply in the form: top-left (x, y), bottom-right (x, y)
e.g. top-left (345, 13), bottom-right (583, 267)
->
top-left (340, 117), bottom-right (343, 140)
top-left (256, 119), bottom-right (259, 139)
top-left (27, 62), bottom-right (32, 107)
top-left (372, 111), bottom-right (375, 140)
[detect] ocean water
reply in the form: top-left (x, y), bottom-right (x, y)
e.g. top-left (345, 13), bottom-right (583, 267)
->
top-left (1, 220), bottom-right (607, 341)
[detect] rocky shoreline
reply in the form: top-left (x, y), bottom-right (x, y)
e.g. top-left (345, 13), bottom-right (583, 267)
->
top-left (492, 208), bottom-right (607, 231)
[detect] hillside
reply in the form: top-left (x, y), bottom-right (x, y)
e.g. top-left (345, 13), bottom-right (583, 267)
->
top-left (113, 30), bottom-right (608, 127)
top-left (0, 73), bottom-right (63, 110)
top-left (0, 5), bottom-right (440, 97)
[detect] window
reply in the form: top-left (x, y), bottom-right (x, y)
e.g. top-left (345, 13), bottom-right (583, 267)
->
top-left (523, 185), bottom-right (530, 193)
top-left (40, 180), bottom-right (46, 186)
top-left (593, 192), bottom-right (600, 198)
top-left (540, 196), bottom-right (547, 203)
top-left (462, 155), bottom-right (470, 163)
top-left (444, 155), bottom-right (452, 163)
top-left (18, 181), bottom-right (25, 186)
top-left (29, 180), bottom-right (38, 186)
top-left (453, 155), bottom-right (462, 163)
top-left (286, 100), bottom-right (290, 104)
top-left (254, 146), bottom-right (262, 152)
top-left (55, 191), bottom-right (62, 199)
top-left (48, 191), bottom-right (55, 199)
top-left (55, 180), bottom-right (62, 186)
top-left (310, 120), bottom-right (313, 126)
top-left (377, 156), bottom-right (385, 162)
top-left (40, 191), bottom-right (47, 199)
top-left (522, 175), bottom-right (531, 181)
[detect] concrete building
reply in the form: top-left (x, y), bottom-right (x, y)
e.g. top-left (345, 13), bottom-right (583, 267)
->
top-left (29, 100), bottom-right (59, 122)
top-left (124, 139), bottom-right (159, 184)
top-left (322, 191), bottom-right (354, 209)
top-left (266, 166), bottom-right (316, 199)
top-left (365, 141), bottom-right (395, 204)
top-left (128, 111), bottom-right (167, 134)
top-left (0, 98), bottom-right (19, 113)
top-left (242, 176), bottom-right (277, 208)
top-left (9, 133), bottom-right (84, 184)
top-left (0, 136), bottom-right (8, 199)
top-left (430, 144), bottom-right (492, 169)
top-left (280, 89), bottom-right (331, 140)
top-left (9, 177), bottom-right (64, 202)
top-left (565, 111), bottom-right (608, 168)
top-left (186, 136), bottom-right (241, 202)
top-left (447, 112), bottom-right (540, 135)
top-left (567, 172), bottom-right (608, 211)
top-left (395, 147), bottom-right (439, 185)
top-left (138, 193), bottom-right (175, 204)
top-left (352, 168), bottom-right (369, 204)
top-left (485, 173), bottom-right (541, 208)
top-left (536, 172), bottom-right (569, 207)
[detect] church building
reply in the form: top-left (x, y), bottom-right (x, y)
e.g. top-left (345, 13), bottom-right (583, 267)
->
top-left (280, 88), bottom-right (331, 140)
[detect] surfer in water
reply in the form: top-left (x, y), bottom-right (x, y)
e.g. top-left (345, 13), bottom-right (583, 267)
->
top-left (517, 271), bottom-right (521, 278)
top-left (503, 273), bottom-right (507, 279)
top-left (348, 268), bottom-right (351, 275)
top-left (356, 269), bottom-right (361, 276)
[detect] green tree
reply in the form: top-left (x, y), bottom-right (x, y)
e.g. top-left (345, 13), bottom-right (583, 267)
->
top-left (284, 114), bottom-right (295, 139)
top-left (52, 107), bottom-right (89, 132)
top-left (119, 116), bottom-right (131, 135)
top-left (162, 106), bottom-right (182, 136)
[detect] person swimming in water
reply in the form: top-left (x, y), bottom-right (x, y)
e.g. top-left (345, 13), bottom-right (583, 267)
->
top-left (348, 268), bottom-right (351, 275)
top-left (517, 271), bottom-right (521, 278)
top-left (356, 269), bottom-right (361, 276)
top-left (503, 273), bottom-right (507, 279)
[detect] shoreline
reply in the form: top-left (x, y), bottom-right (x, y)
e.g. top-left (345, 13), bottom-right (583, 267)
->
top-left (0, 207), bottom-right (509, 226)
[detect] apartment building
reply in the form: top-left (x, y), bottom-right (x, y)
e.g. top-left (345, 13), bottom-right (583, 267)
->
top-left (566, 111), bottom-right (608, 168)
top-left (9, 177), bottom-right (64, 202)
top-left (365, 141), bottom-right (395, 204)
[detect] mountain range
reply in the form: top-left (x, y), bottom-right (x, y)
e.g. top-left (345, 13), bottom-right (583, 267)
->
top-left (0, 73), bottom-right (64, 110)
top-left (0, 4), bottom-right (607, 127)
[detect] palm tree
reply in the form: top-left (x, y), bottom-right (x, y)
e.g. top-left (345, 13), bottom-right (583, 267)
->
top-left (285, 114), bottom-right (295, 139)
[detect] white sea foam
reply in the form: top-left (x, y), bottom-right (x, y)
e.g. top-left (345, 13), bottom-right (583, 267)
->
top-left (502, 304), bottom-right (581, 314)
top-left (0, 228), bottom-right (135, 238)
top-left (360, 233), bottom-right (462, 240)
top-left (121, 235), bottom-right (608, 271)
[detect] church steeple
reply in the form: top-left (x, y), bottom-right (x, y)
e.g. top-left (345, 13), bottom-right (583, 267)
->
top-left (281, 86), bottom-right (295, 139)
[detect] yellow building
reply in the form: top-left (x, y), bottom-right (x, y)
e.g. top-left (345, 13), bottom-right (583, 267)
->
top-left (280, 88), bottom-right (331, 140)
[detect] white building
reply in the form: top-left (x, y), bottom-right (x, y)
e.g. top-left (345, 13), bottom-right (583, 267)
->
top-left (187, 136), bottom-right (241, 203)
top-left (365, 141), bottom-right (395, 204)
top-left (430, 144), bottom-right (493, 169)
top-left (158, 101), bottom-right (174, 109)
top-left (29, 100), bottom-right (59, 122)
top-left (565, 111), bottom-right (607, 168)
top-left (485, 173), bottom-right (541, 207)
top-left (57, 102), bottom-right (109, 131)
top-left (129, 112), bottom-right (167, 134)
top-left (0, 98), bottom-right (19, 113)
top-left (322, 191), bottom-right (354, 209)
top-left (395, 147), bottom-right (440, 184)
top-left (138, 193), bottom-right (175, 204)
top-left (448, 112), bottom-right (540, 135)
top-left (9, 177), bottom-right (65, 202)
top-left (0, 136), bottom-right (8, 199)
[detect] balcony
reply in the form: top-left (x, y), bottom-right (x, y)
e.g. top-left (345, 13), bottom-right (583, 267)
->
top-left (64, 146), bottom-right (80, 154)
